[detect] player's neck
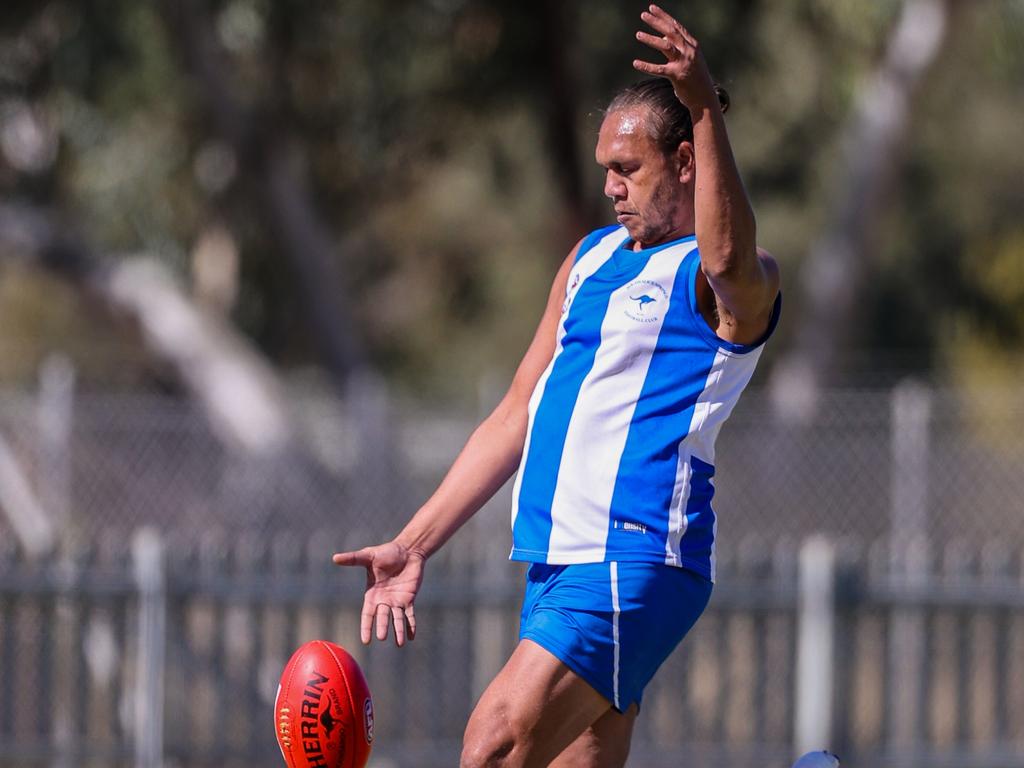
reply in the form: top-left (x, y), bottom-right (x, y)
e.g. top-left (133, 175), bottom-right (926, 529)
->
top-left (631, 227), bottom-right (695, 252)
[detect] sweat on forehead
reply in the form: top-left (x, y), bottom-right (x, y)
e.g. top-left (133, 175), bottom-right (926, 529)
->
top-left (608, 108), bottom-right (648, 137)
top-left (605, 78), bottom-right (695, 153)
top-left (603, 107), bottom-right (660, 146)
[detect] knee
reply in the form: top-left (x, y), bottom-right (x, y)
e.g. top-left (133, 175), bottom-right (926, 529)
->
top-left (461, 736), bottom-right (515, 768)
top-left (460, 715), bottom-right (519, 768)
top-left (460, 741), bottom-right (511, 768)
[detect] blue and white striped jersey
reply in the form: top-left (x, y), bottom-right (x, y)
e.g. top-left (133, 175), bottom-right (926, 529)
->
top-left (510, 225), bottom-right (780, 581)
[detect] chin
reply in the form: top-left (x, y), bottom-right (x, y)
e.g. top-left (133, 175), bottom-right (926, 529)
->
top-left (631, 227), bottom-right (662, 248)
top-left (622, 221), bottom-right (647, 242)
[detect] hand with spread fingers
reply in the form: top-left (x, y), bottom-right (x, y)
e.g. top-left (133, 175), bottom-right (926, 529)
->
top-left (332, 541), bottom-right (424, 647)
top-left (634, 4), bottom-right (718, 112)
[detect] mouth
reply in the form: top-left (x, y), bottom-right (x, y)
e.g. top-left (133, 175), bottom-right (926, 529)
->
top-left (615, 211), bottom-right (636, 223)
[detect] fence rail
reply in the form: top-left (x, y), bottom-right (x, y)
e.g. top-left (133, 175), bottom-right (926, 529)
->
top-left (2, 383), bottom-right (1024, 766)
top-left (2, 530), bottom-right (1024, 768)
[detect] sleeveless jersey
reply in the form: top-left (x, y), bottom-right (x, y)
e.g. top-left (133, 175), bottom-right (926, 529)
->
top-left (510, 225), bottom-right (780, 581)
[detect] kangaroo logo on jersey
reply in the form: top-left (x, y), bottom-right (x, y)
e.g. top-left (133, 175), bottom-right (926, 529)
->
top-left (631, 294), bottom-right (656, 311)
top-left (623, 280), bottom-right (668, 323)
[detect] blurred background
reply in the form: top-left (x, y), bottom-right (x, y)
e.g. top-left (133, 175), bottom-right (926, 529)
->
top-left (1, 0), bottom-right (1023, 766)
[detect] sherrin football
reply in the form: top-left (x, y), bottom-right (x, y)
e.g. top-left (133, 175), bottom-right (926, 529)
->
top-left (275, 640), bottom-right (374, 768)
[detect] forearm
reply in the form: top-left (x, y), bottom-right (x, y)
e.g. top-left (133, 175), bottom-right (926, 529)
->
top-left (691, 102), bottom-right (757, 279)
top-left (390, 245), bottom-right (572, 561)
top-left (394, 407), bottom-right (525, 559)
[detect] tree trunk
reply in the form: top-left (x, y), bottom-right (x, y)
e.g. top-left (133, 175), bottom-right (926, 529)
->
top-left (0, 204), bottom-right (292, 457)
top-left (159, 0), bottom-right (368, 392)
top-left (769, 0), bottom-right (955, 421)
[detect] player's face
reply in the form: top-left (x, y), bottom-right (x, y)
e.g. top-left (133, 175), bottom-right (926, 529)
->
top-left (595, 107), bottom-right (690, 249)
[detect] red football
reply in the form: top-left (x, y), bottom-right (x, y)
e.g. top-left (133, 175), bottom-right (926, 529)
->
top-left (275, 640), bottom-right (374, 768)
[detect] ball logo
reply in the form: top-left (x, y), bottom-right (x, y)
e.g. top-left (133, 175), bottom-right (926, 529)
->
top-left (320, 707), bottom-right (339, 737)
top-left (623, 280), bottom-right (668, 323)
top-left (277, 698), bottom-right (293, 750)
top-left (298, 672), bottom-right (332, 765)
top-left (363, 698), bottom-right (374, 744)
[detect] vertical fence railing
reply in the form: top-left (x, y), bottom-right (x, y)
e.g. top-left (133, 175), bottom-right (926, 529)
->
top-left (132, 527), bottom-right (166, 768)
top-left (3, 533), bottom-right (1024, 767)
top-left (0, 537), bottom-right (137, 765)
top-left (4, 385), bottom-right (1024, 766)
top-left (795, 537), bottom-right (837, 759)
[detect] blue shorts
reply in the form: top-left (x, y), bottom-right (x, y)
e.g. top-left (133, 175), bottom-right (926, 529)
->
top-left (518, 561), bottom-right (712, 713)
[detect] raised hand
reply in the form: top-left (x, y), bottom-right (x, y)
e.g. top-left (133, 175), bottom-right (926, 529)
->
top-left (332, 541), bottom-right (425, 647)
top-left (633, 4), bottom-right (717, 111)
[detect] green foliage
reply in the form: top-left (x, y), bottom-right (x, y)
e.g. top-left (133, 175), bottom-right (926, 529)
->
top-left (1, 0), bottom-right (1021, 397)
top-left (868, 3), bottom-right (1024, 382)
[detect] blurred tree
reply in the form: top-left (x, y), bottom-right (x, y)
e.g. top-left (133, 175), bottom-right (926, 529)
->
top-left (0, 202), bottom-right (293, 453)
top-left (159, 0), bottom-right (367, 391)
top-left (0, 0), bottom-right (1021, 402)
top-left (770, 0), bottom-right (955, 420)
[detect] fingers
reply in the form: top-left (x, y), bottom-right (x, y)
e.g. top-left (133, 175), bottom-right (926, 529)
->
top-left (332, 548), bottom-right (374, 568)
top-left (633, 59), bottom-right (669, 76)
top-left (635, 5), bottom-right (703, 81)
top-left (366, 602), bottom-right (414, 646)
top-left (359, 599), bottom-right (375, 644)
top-left (406, 604), bottom-right (417, 641)
top-left (375, 602), bottom-right (391, 642)
top-left (644, 5), bottom-right (697, 46)
top-left (635, 30), bottom-right (675, 57)
top-left (639, 10), bottom-right (672, 39)
top-left (360, 598), bottom-right (416, 646)
top-left (391, 605), bottom-right (407, 647)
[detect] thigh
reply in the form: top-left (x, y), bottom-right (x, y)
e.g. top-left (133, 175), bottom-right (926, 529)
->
top-left (519, 561), bottom-right (712, 713)
top-left (462, 639), bottom-right (612, 768)
top-left (548, 704), bottom-right (637, 768)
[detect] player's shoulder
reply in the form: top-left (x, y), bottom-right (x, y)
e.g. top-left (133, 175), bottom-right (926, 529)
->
top-left (590, 223), bottom-right (624, 240)
top-left (573, 224), bottom-right (625, 263)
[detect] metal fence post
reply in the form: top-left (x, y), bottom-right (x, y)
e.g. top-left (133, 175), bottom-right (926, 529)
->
top-left (36, 354), bottom-right (75, 536)
top-left (890, 381), bottom-right (931, 543)
top-left (0, 433), bottom-right (55, 558)
top-left (795, 536), bottom-right (837, 758)
top-left (132, 527), bottom-right (166, 768)
top-left (888, 380), bottom-right (932, 748)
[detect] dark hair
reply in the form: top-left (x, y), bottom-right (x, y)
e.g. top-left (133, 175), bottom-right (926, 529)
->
top-left (605, 78), bottom-right (730, 154)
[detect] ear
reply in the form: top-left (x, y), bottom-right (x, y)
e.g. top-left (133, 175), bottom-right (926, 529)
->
top-left (676, 141), bottom-right (695, 184)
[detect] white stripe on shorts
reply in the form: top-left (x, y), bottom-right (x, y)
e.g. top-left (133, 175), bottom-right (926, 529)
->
top-left (610, 561), bottom-right (621, 711)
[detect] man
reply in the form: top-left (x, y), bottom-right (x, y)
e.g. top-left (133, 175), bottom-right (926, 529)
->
top-left (333, 5), bottom-right (781, 766)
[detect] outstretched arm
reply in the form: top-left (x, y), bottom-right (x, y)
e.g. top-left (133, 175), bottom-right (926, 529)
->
top-left (634, 4), bottom-right (779, 344)
top-left (387, 248), bottom-right (574, 560)
top-left (333, 245), bottom-right (578, 645)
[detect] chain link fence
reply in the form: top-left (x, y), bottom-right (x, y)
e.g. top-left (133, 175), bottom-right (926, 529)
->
top-left (6, 379), bottom-right (1023, 550)
top-left (1, 376), bottom-right (1024, 767)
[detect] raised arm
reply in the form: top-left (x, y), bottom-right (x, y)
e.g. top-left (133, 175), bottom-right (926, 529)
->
top-left (634, 4), bottom-right (779, 344)
top-left (332, 244), bottom-right (577, 645)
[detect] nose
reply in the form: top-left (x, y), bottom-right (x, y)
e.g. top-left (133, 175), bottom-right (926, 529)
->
top-left (604, 170), bottom-right (626, 200)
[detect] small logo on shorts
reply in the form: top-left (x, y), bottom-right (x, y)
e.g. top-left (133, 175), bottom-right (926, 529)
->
top-left (614, 520), bottom-right (648, 534)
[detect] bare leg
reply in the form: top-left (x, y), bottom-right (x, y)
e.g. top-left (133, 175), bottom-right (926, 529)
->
top-left (460, 639), bottom-right (614, 768)
top-left (548, 704), bottom-right (638, 768)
